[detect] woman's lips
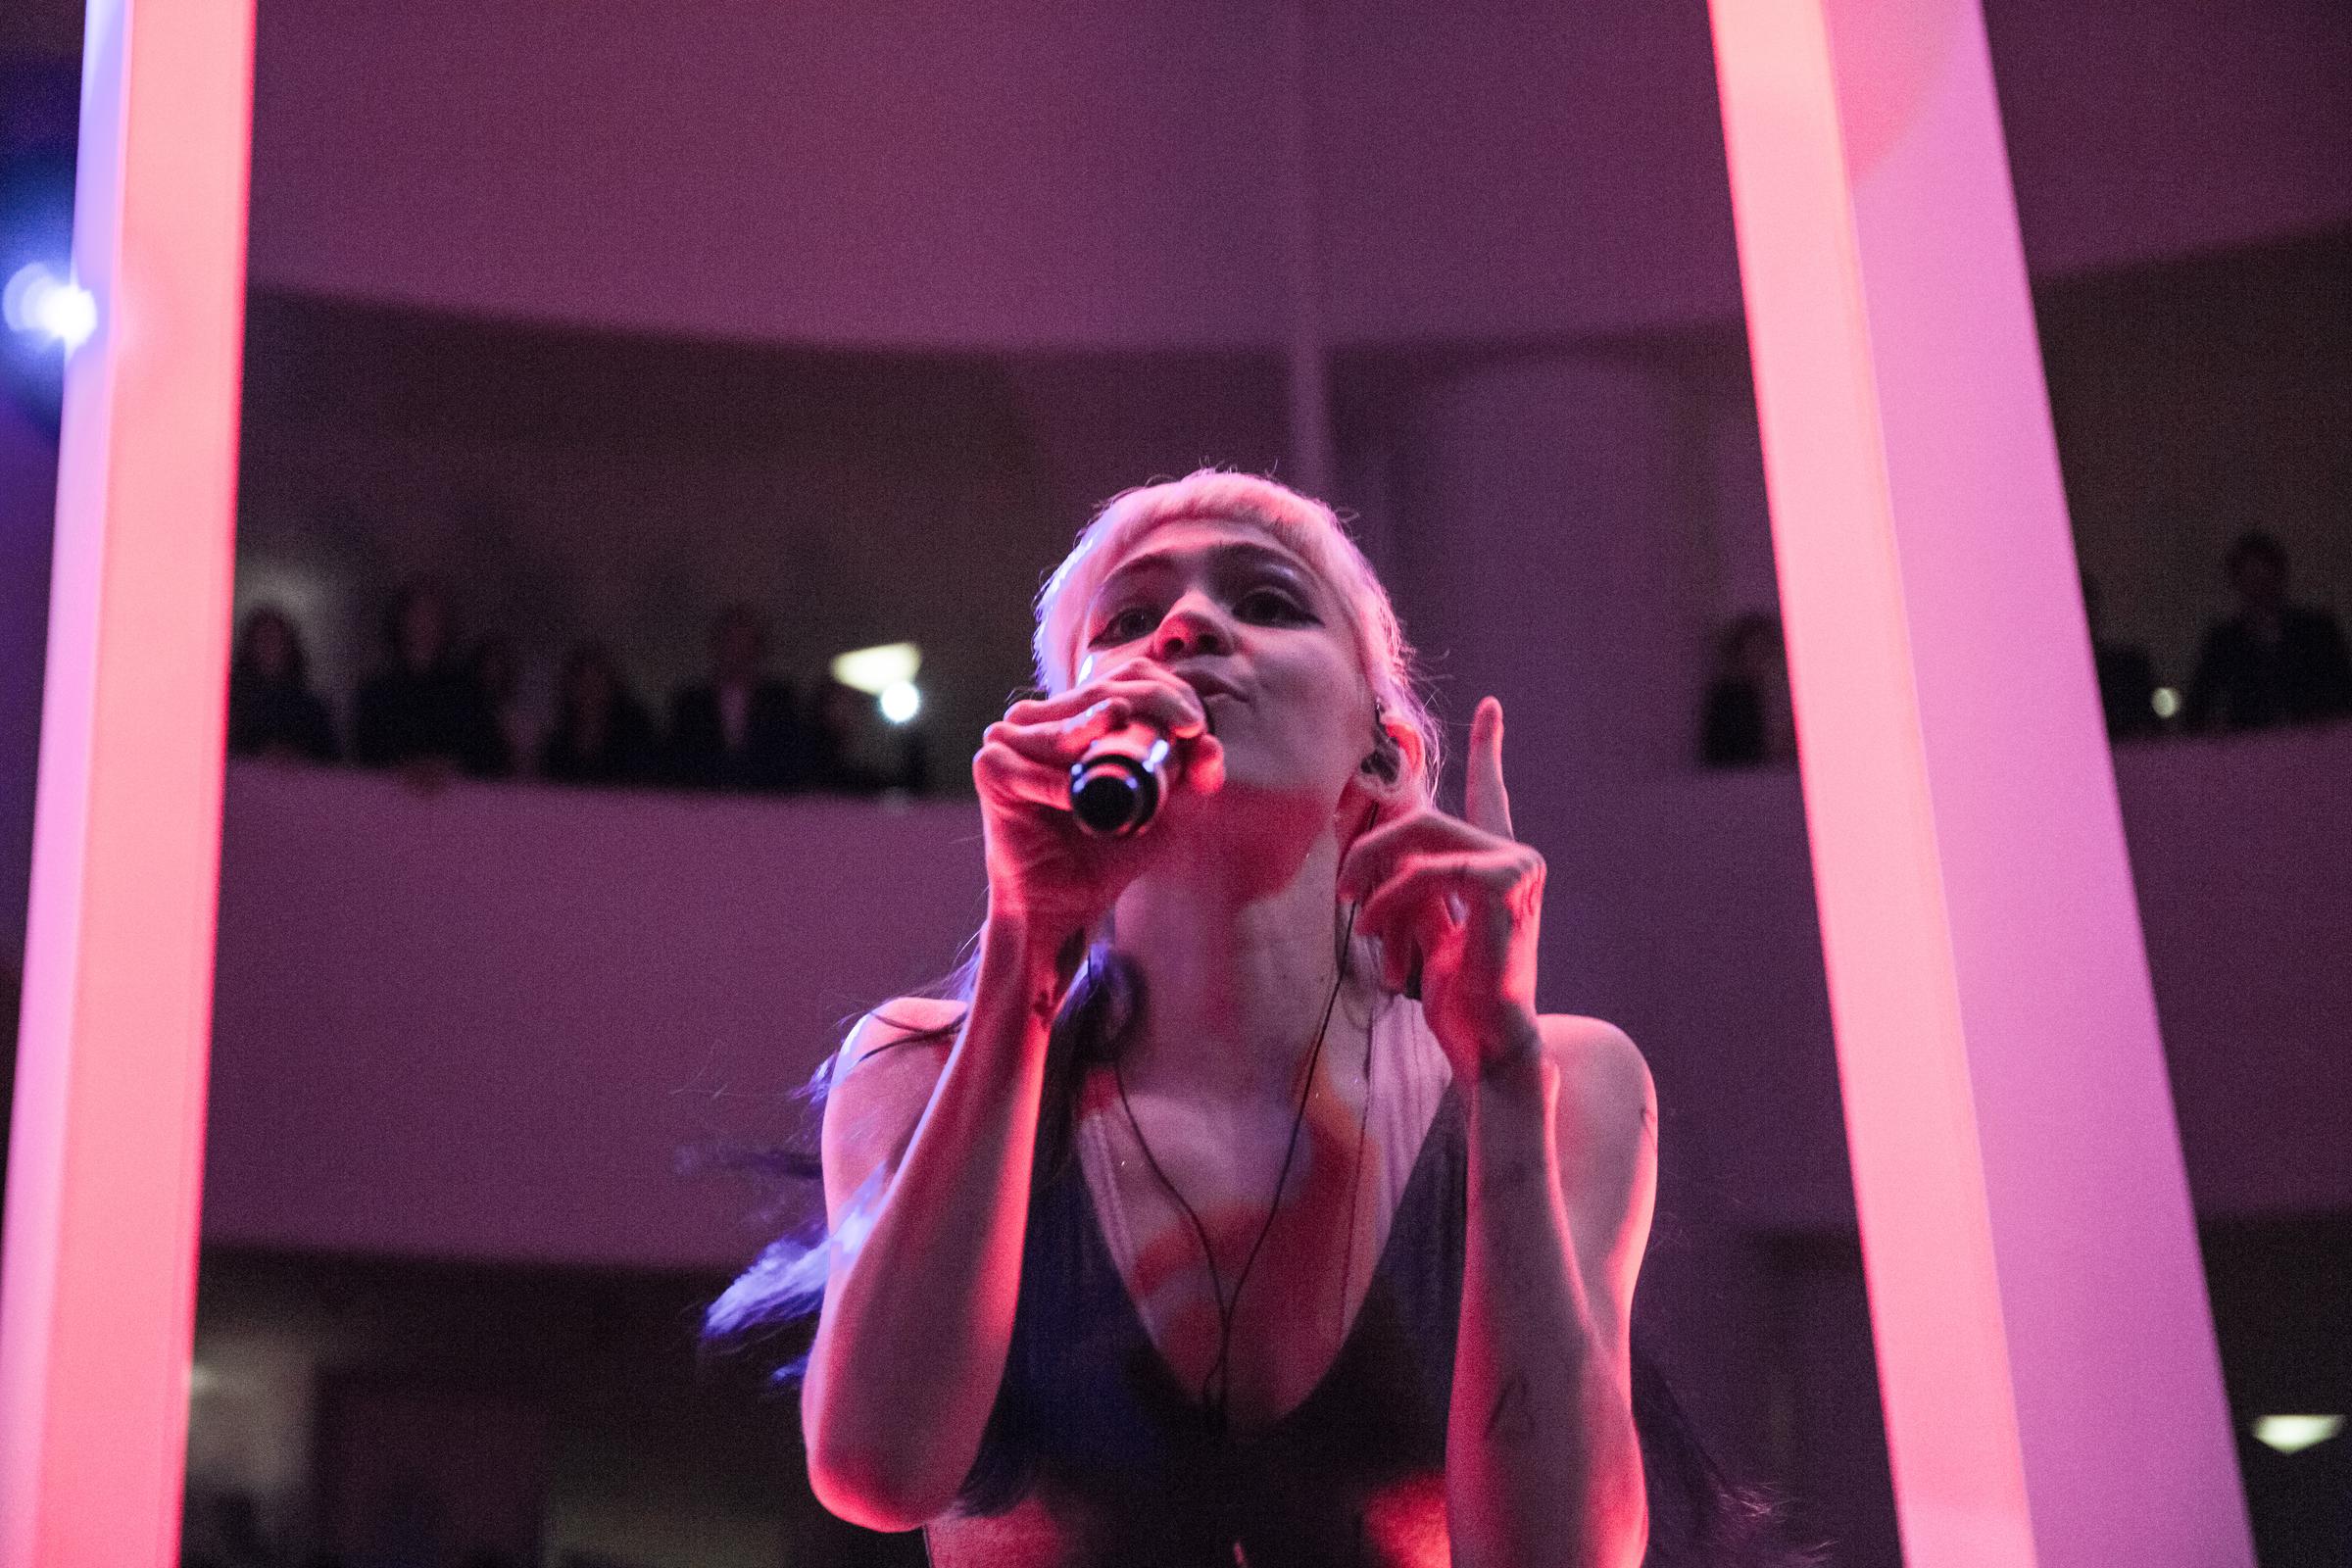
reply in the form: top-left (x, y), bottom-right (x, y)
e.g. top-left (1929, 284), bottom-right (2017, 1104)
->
top-left (1192, 688), bottom-right (1241, 738)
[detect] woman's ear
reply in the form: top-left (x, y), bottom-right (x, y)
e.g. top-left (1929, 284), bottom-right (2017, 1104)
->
top-left (1365, 716), bottom-right (1424, 803)
top-left (1386, 719), bottom-right (1427, 795)
top-left (1345, 718), bottom-right (1419, 837)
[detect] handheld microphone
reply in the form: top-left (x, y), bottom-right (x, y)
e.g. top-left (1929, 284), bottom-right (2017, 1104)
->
top-left (1069, 721), bottom-right (1177, 837)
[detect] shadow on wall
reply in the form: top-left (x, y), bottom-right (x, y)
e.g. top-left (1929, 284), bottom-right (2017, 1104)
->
top-left (185, 1247), bottom-right (924, 1568)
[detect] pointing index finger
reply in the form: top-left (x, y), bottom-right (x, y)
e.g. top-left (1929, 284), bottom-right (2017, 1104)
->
top-left (1465, 696), bottom-right (1513, 841)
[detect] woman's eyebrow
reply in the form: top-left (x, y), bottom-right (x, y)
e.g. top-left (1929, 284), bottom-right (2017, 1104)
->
top-left (1091, 541), bottom-right (1318, 606)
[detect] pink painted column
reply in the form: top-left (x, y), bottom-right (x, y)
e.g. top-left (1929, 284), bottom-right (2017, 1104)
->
top-left (1705, 2), bottom-right (2252, 1565)
top-left (0, 1), bottom-right (256, 1563)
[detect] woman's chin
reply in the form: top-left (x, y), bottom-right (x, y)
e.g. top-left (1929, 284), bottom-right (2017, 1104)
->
top-left (1159, 774), bottom-right (1338, 854)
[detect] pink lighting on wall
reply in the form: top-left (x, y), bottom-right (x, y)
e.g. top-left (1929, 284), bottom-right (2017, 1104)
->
top-left (0, 1), bottom-right (256, 1562)
top-left (1706, 0), bottom-right (2253, 1564)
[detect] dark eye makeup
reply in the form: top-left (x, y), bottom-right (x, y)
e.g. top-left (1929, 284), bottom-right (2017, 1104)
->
top-left (1086, 581), bottom-right (1316, 647)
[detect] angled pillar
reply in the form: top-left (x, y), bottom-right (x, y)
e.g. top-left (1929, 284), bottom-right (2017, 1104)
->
top-left (0, 1), bottom-right (256, 1563)
top-left (1703, 2), bottom-right (2253, 1564)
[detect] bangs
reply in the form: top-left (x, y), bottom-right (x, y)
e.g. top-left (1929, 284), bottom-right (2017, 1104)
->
top-left (1034, 472), bottom-right (1374, 696)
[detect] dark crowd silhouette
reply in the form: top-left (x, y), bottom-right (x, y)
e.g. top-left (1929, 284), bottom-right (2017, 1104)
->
top-left (1699, 529), bottom-right (2352, 766)
top-left (225, 536), bottom-right (2352, 791)
top-left (2181, 531), bottom-right (2352, 731)
top-left (227, 581), bottom-right (924, 797)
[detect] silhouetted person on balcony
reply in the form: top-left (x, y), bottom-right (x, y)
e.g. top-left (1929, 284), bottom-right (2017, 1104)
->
top-left (464, 632), bottom-right (527, 779)
top-left (1699, 611), bottom-right (1796, 767)
top-left (226, 606), bottom-right (338, 763)
top-left (2082, 572), bottom-right (2161, 740)
top-left (352, 580), bottom-right (507, 784)
top-left (664, 603), bottom-right (810, 791)
top-left (2184, 532), bottom-right (2352, 733)
top-left (541, 640), bottom-right (658, 786)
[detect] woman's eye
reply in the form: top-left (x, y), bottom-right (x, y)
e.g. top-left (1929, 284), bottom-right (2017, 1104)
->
top-left (1239, 588), bottom-right (1310, 622)
top-left (1089, 608), bottom-right (1152, 646)
top-left (1089, 587), bottom-right (1310, 645)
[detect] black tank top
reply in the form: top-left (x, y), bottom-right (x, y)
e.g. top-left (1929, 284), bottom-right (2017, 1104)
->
top-left (926, 1079), bottom-right (1469, 1567)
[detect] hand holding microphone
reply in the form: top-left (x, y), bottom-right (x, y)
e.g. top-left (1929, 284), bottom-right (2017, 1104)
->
top-left (972, 664), bottom-right (1223, 942)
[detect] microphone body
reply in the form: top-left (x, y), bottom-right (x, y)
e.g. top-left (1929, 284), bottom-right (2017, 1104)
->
top-left (1069, 721), bottom-right (1177, 837)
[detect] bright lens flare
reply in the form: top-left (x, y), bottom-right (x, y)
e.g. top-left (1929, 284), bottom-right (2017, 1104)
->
top-left (3, 263), bottom-right (98, 351)
top-left (2253, 1415), bottom-right (2344, 1455)
top-left (830, 641), bottom-right (920, 695)
top-left (879, 680), bottom-right (921, 724)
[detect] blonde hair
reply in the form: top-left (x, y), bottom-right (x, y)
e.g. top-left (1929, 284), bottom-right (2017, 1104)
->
top-left (1032, 470), bottom-right (1445, 807)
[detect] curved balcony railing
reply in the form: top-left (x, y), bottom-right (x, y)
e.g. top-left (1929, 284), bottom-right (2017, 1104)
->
top-left (202, 720), bottom-right (2352, 1269)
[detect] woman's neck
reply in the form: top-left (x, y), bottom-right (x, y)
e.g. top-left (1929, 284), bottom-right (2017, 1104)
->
top-left (1108, 813), bottom-right (1373, 1107)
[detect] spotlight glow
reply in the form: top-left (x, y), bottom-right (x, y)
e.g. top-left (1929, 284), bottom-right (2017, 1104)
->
top-left (830, 641), bottom-right (921, 695)
top-left (2151, 687), bottom-right (2180, 720)
top-left (2253, 1414), bottom-right (2343, 1455)
top-left (879, 680), bottom-right (921, 724)
top-left (3, 263), bottom-right (98, 351)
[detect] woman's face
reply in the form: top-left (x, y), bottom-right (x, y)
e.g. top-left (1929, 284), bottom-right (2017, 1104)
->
top-left (1073, 516), bottom-right (1374, 822)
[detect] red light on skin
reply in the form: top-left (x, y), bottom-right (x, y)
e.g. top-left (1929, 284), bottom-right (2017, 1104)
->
top-left (0, 1), bottom-right (256, 1564)
top-left (1705, 1), bottom-right (2252, 1564)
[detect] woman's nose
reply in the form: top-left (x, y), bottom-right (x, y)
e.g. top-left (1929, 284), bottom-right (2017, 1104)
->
top-left (1153, 596), bottom-right (1230, 661)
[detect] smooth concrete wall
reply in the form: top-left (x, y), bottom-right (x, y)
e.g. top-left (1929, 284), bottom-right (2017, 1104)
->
top-left (202, 720), bottom-right (2352, 1262)
top-left (203, 774), bottom-right (991, 1271)
top-left (237, 0), bottom-right (2352, 351)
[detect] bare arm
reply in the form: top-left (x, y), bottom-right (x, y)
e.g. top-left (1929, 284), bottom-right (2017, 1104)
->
top-left (800, 658), bottom-right (1217, 1529)
top-left (800, 912), bottom-right (1069, 1531)
top-left (1446, 1014), bottom-right (1658, 1568)
top-left (1336, 695), bottom-right (1658, 1564)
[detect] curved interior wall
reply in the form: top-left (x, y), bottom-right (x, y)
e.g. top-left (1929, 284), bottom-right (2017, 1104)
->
top-left (242, 0), bottom-right (2352, 352)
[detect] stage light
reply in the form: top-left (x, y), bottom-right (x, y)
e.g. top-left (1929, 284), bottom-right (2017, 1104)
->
top-left (2151, 687), bottom-right (2180, 720)
top-left (879, 680), bottom-right (921, 724)
top-left (3, 262), bottom-right (97, 351)
top-left (830, 641), bottom-right (920, 695)
top-left (2253, 1414), bottom-right (2343, 1454)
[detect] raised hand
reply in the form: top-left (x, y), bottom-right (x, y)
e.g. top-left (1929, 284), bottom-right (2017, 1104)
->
top-left (1337, 696), bottom-right (1544, 1077)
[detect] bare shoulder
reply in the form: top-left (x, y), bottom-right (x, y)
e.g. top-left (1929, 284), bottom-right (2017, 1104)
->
top-left (1534, 1013), bottom-right (1659, 1338)
top-left (818, 995), bottom-right (966, 1220)
top-left (849, 994), bottom-right (968, 1056)
top-left (1535, 1013), bottom-right (1657, 1144)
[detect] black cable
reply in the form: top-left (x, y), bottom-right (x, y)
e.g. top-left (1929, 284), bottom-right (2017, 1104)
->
top-left (1110, 801), bottom-right (1381, 1436)
top-left (1206, 899), bottom-right (1356, 1420)
top-left (1112, 1054), bottom-right (1235, 1410)
top-left (1331, 977), bottom-right (1376, 1351)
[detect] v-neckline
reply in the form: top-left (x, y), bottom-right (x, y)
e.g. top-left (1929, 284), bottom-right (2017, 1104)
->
top-left (1071, 1075), bottom-right (1458, 1440)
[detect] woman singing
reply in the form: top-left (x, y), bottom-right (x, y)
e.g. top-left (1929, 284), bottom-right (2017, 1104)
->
top-left (713, 472), bottom-right (1774, 1566)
